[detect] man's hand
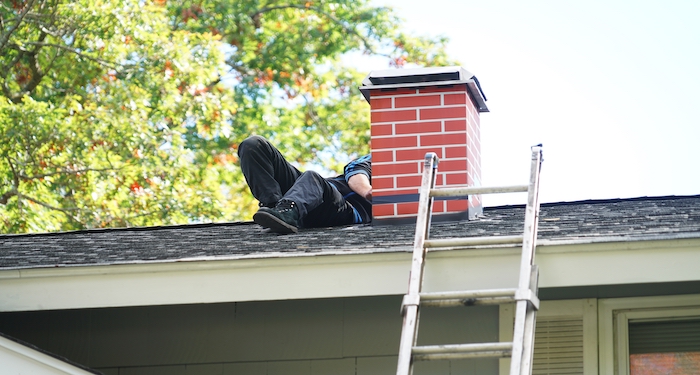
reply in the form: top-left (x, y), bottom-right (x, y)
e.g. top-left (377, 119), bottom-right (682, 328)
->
top-left (348, 174), bottom-right (372, 200)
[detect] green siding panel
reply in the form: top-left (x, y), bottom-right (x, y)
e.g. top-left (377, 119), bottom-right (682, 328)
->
top-left (0, 296), bottom-right (500, 375)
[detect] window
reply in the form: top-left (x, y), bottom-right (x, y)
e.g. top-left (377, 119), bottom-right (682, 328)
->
top-left (499, 299), bottom-right (598, 375)
top-left (628, 318), bottom-right (700, 374)
top-left (599, 295), bottom-right (700, 375)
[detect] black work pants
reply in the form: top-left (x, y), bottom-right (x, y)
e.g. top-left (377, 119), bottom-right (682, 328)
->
top-left (238, 135), bottom-right (356, 228)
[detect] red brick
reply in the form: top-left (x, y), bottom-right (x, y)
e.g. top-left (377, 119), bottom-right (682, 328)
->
top-left (395, 95), bottom-right (441, 108)
top-left (445, 173), bottom-right (468, 185)
top-left (373, 204), bottom-right (395, 217)
top-left (395, 121), bottom-right (441, 135)
top-left (370, 97), bottom-right (393, 109)
top-left (420, 133), bottom-right (466, 147)
top-left (447, 199), bottom-right (468, 212)
top-left (373, 161), bottom-right (419, 176)
top-left (420, 106), bottom-right (466, 121)
top-left (372, 135), bottom-right (417, 150)
top-left (396, 147), bottom-right (443, 161)
top-left (397, 202), bottom-right (419, 215)
top-left (419, 85), bottom-right (466, 94)
top-left (371, 109), bottom-right (417, 123)
top-left (445, 119), bottom-right (467, 132)
top-left (445, 146), bottom-right (467, 158)
top-left (433, 201), bottom-right (446, 213)
top-left (444, 93), bottom-right (467, 105)
top-left (373, 189), bottom-right (394, 196)
top-left (397, 175), bottom-right (422, 188)
top-left (372, 176), bottom-right (395, 190)
top-left (372, 150), bottom-right (394, 163)
top-left (439, 159), bottom-right (467, 172)
top-left (436, 174), bottom-right (444, 185)
top-left (371, 88), bottom-right (418, 98)
top-left (371, 124), bottom-right (393, 137)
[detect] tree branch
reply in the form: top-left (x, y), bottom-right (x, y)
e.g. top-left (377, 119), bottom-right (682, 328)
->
top-left (21, 38), bottom-right (46, 97)
top-left (5, 156), bottom-right (21, 212)
top-left (5, 156), bottom-right (20, 190)
top-left (0, 0), bottom-right (38, 52)
top-left (20, 167), bottom-right (119, 180)
top-left (18, 193), bottom-right (82, 223)
top-left (0, 189), bottom-right (18, 205)
top-left (1, 46), bottom-right (25, 100)
top-left (20, 41), bottom-right (121, 70)
top-left (123, 209), bottom-right (159, 225)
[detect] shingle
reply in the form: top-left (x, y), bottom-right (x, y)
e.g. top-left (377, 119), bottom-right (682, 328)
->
top-left (1, 195), bottom-right (699, 270)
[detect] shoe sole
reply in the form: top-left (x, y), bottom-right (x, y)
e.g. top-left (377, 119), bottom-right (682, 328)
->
top-left (253, 211), bottom-right (298, 234)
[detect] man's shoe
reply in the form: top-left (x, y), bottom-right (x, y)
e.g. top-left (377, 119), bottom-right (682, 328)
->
top-left (253, 200), bottom-right (300, 234)
top-left (256, 202), bottom-right (276, 228)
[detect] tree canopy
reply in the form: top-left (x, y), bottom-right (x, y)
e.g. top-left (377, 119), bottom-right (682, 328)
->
top-left (0, 0), bottom-right (456, 233)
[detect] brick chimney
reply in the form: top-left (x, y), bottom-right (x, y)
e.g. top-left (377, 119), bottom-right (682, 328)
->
top-left (360, 66), bottom-right (488, 224)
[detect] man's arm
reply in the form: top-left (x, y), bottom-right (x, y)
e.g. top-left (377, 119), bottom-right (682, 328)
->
top-left (348, 173), bottom-right (372, 200)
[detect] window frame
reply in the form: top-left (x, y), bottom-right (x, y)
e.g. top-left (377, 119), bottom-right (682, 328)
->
top-left (598, 294), bottom-right (700, 375)
top-left (499, 298), bottom-right (598, 375)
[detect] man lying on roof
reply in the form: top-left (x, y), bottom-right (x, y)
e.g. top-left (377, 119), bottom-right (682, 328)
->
top-left (238, 135), bottom-right (372, 234)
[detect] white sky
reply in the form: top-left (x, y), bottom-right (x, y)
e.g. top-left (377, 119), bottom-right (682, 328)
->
top-left (369, 0), bottom-right (700, 206)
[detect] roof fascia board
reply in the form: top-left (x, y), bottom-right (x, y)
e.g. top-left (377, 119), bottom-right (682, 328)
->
top-left (1, 238), bottom-right (699, 312)
top-left (0, 334), bottom-right (97, 375)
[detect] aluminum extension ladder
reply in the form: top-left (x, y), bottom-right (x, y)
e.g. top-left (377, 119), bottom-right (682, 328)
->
top-left (396, 145), bottom-right (543, 375)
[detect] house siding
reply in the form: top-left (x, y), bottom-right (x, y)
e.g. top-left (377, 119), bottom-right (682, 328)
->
top-left (0, 296), bottom-right (499, 375)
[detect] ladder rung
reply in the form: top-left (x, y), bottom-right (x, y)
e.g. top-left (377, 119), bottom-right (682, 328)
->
top-left (412, 342), bottom-right (513, 361)
top-left (421, 297), bottom-right (514, 307)
top-left (419, 288), bottom-right (540, 309)
top-left (420, 288), bottom-right (517, 307)
top-left (424, 235), bottom-right (523, 248)
top-left (429, 185), bottom-right (528, 197)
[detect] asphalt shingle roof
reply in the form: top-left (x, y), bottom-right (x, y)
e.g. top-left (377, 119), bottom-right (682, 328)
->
top-left (1, 195), bottom-right (699, 270)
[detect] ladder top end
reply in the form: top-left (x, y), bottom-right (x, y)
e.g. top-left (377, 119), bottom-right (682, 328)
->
top-left (424, 152), bottom-right (439, 167)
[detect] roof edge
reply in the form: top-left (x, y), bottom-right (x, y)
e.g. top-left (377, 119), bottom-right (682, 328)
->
top-left (0, 331), bottom-right (101, 374)
top-left (485, 193), bottom-right (700, 211)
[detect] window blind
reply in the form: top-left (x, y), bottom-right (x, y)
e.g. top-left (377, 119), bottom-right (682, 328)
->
top-left (629, 318), bottom-right (700, 354)
top-left (532, 316), bottom-right (584, 375)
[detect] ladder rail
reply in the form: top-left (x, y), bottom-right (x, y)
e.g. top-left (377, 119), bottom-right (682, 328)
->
top-left (396, 152), bottom-right (439, 375)
top-left (510, 146), bottom-right (544, 375)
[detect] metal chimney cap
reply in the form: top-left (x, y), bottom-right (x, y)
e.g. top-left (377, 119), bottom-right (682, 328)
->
top-left (359, 66), bottom-right (488, 112)
top-left (361, 66), bottom-right (473, 86)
